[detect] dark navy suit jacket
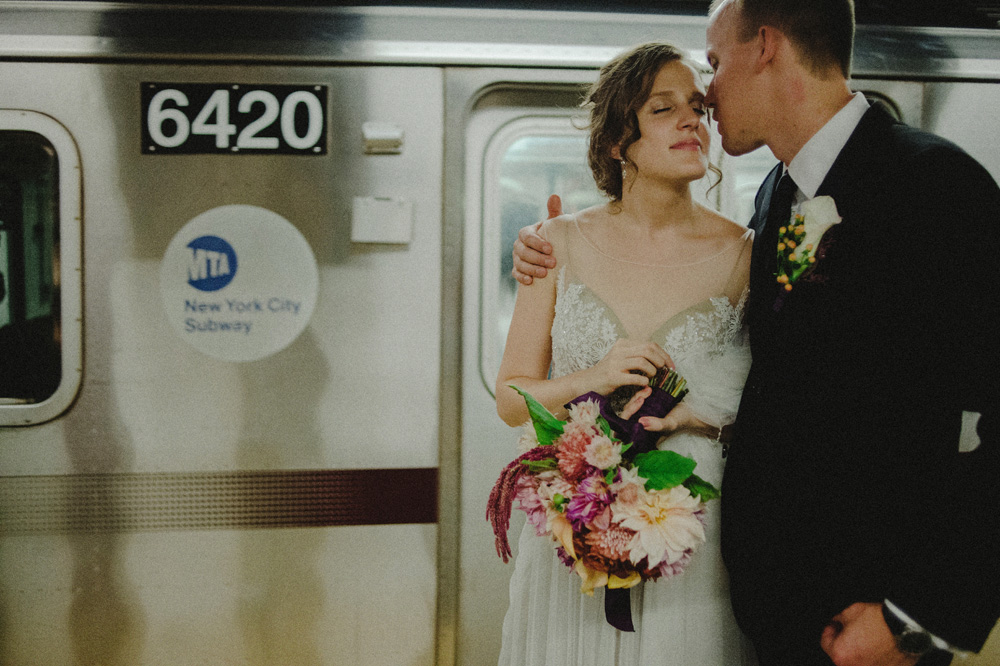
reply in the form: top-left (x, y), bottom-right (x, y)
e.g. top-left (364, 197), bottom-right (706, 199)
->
top-left (722, 102), bottom-right (1000, 655)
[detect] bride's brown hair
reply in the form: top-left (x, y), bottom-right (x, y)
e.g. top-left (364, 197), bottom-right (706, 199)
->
top-left (584, 43), bottom-right (717, 202)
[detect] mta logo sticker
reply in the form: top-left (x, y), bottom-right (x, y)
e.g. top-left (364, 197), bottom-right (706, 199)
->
top-left (187, 235), bottom-right (237, 292)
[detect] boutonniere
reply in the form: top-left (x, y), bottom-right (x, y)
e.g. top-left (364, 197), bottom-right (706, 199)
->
top-left (773, 196), bottom-right (841, 310)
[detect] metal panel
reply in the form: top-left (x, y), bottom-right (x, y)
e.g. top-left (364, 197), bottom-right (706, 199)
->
top-left (0, 60), bottom-right (443, 666)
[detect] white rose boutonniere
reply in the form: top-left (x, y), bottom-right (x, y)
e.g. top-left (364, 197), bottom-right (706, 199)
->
top-left (775, 195), bottom-right (842, 292)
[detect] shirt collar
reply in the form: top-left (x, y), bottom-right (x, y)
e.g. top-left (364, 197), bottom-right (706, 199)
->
top-left (786, 92), bottom-right (870, 199)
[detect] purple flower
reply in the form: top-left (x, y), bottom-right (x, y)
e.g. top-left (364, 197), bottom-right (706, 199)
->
top-left (565, 473), bottom-right (613, 531)
top-left (555, 546), bottom-right (575, 568)
top-left (657, 549), bottom-right (693, 579)
top-left (514, 475), bottom-right (549, 537)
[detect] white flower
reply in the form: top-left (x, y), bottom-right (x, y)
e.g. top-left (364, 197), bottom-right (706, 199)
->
top-left (516, 422), bottom-right (539, 454)
top-left (796, 195), bottom-right (841, 247)
top-left (583, 435), bottom-right (622, 470)
top-left (614, 485), bottom-right (706, 568)
top-left (567, 398), bottom-right (601, 426)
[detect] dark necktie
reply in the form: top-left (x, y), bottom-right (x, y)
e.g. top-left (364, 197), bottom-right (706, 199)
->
top-left (748, 172), bottom-right (797, 332)
top-left (760, 172), bottom-right (797, 290)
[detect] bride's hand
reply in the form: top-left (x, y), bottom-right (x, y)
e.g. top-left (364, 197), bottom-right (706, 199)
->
top-left (637, 402), bottom-right (720, 439)
top-left (577, 340), bottom-right (672, 396)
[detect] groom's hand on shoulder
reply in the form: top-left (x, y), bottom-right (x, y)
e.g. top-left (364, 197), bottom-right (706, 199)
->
top-left (512, 195), bottom-right (561, 285)
top-left (820, 602), bottom-right (920, 666)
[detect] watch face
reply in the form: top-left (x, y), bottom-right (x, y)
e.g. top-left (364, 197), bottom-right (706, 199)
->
top-left (899, 629), bottom-right (933, 656)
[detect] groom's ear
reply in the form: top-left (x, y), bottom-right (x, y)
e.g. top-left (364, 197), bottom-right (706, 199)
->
top-left (755, 25), bottom-right (781, 71)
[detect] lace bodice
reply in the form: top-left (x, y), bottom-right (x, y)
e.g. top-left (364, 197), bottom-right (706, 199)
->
top-left (551, 268), bottom-right (748, 378)
top-left (551, 266), bottom-right (751, 435)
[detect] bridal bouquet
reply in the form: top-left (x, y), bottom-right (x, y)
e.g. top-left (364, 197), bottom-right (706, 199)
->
top-left (487, 369), bottom-right (720, 630)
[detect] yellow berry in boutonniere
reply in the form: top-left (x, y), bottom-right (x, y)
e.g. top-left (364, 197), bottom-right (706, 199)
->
top-left (773, 196), bottom-right (842, 305)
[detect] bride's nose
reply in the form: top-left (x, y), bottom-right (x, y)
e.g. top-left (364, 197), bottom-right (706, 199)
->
top-left (678, 106), bottom-right (703, 130)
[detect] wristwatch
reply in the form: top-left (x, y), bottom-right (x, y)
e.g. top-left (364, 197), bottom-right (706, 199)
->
top-left (881, 602), bottom-right (934, 658)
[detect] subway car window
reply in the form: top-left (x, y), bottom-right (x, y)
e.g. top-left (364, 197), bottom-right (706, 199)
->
top-left (0, 112), bottom-right (82, 425)
top-left (481, 117), bottom-right (605, 387)
top-left (0, 131), bottom-right (60, 403)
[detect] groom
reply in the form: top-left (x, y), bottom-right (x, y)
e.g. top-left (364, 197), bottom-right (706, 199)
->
top-left (511, 1), bottom-right (1000, 664)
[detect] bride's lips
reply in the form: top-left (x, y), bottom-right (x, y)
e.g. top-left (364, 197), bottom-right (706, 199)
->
top-left (671, 139), bottom-right (702, 151)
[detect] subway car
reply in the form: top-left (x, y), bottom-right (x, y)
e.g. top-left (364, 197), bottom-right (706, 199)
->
top-left (1, 1), bottom-right (998, 664)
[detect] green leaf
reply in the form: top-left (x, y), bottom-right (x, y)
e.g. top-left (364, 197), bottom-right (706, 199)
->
top-left (683, 473), bottom-right (721, 501)
top-left (510, 385), bottom-right (564, 446)
top-left (597, 416), bottom-right (613, 439)
top-left (521, 458), bottom-right (558, 473)
top-left (634, 450), bottom-right (697, 491)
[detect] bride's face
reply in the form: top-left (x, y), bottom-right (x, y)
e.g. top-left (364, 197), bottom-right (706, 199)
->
top-left (624, 61), bottom-right (710, 184)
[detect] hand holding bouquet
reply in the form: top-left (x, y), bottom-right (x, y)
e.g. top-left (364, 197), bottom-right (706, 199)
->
top-left (486, 370), bottom-right (720, 631)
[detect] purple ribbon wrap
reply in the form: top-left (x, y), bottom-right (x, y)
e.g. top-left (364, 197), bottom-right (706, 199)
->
top-left (565, 387), bottom-right (683, 632)
top-left (566, 388), bottom-right (681, 458)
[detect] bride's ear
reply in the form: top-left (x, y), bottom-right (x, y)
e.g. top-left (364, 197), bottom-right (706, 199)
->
top-left (611, 144), bottom-right (622, 160)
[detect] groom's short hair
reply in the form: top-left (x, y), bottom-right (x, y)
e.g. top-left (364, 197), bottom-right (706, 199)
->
top-left (711, 0), bottom-right (855, 79)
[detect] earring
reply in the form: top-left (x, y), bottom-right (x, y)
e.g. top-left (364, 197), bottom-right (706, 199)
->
top-left (621, 159), bottom-right (627, 180)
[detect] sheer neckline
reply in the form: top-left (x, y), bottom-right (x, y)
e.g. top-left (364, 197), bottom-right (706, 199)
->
top-left (558, 267), bottom-right (743, 342)
top-left (572, 216), bottom-right (753, 268)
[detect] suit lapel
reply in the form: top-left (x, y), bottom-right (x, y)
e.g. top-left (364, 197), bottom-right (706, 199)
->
top-left (747, 163), bottom-right (785, 333)
top-left (748, 104), bottom-right (899, 335)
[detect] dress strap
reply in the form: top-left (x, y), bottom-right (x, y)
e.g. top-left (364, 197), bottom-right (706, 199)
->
top-left (723, 228), bottom-right (754, 302)
top-left (540, 213), bottom-right (578, 284)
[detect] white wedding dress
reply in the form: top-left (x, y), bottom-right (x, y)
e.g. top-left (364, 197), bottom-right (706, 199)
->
top-left (498, 216), bottom-right (758, 666)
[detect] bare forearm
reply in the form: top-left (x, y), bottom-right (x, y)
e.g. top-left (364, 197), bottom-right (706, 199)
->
top-left (495, 372), bottom-right (590, 427)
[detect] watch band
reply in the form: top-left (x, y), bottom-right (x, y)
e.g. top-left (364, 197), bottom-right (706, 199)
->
top-left (882, 602), bottom-right (935, 658)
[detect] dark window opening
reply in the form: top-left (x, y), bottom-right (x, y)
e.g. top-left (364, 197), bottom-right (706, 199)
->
top-left (0, 131), bottom-right (61, 404)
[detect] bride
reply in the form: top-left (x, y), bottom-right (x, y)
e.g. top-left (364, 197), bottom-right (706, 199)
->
top-left (494, 42), bottom-right (757, 665)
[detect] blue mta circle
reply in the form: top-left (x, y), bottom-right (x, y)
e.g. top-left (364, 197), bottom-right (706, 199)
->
top-left (186, 235), bottom-right (238, 292)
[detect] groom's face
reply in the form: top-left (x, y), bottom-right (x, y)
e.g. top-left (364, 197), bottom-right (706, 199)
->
top-left (705, 3), bottom-right (767, 157)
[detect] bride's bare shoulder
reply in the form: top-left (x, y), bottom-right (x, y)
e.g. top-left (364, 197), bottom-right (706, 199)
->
top-left (697, 204), bottom-right (750, 242)
top-left (541, 204), bottom-right (610, 242)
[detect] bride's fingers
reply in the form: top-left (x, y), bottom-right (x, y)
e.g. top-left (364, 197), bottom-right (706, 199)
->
top-left (624, 358), bottom-right (659, 379)
top-left (618, 372), bottom-right (652, 388)
top-left (637, 414), bottom-right (673, 432)
top-left (634, 341), bottom-right (673, 368)
top-left (618, 387), bottom-right (651, 419)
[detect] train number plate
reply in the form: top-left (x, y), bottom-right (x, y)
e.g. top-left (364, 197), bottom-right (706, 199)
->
top-left (141, 83), bottom-right (328, 155)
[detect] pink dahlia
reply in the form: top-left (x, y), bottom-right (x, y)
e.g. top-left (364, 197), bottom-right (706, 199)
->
top-left (556, 422), bottom-right (595, 482)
